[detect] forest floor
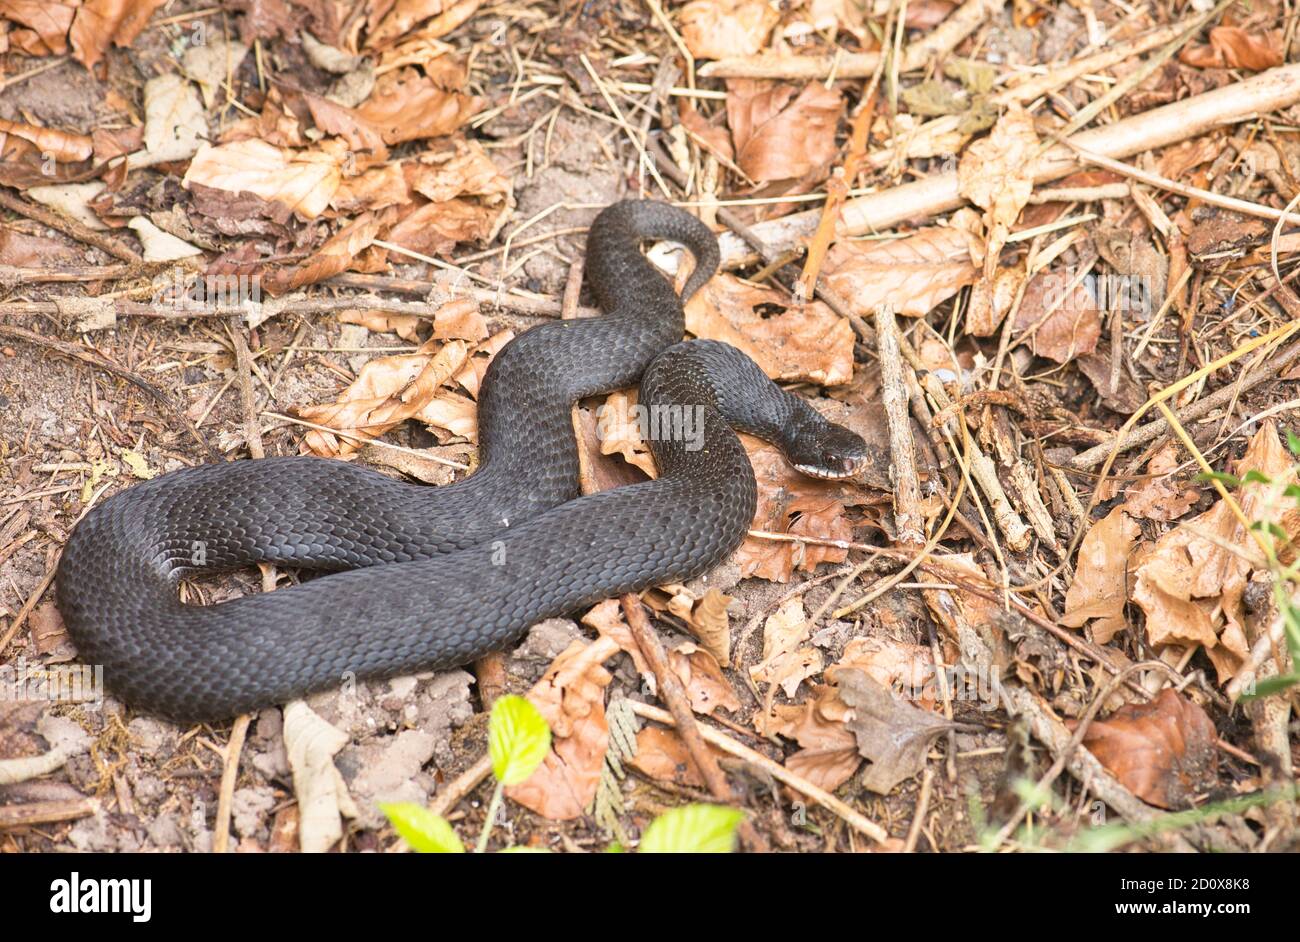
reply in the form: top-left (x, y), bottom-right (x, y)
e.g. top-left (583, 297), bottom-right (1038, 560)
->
top-left (0, 0), bottom-right (1298, 853)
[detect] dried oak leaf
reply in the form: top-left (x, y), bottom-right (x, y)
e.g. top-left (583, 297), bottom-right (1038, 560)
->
top-left (662, 585), bottom-right (732, 667)
top-left (829, 666), bottom-right (953, 795)
top-left (725, 80), bottom-right (844, 184)
top-left (263, 207), bottom-right (395, 295)
top-left (365, 0), bottom-right (481, 50)
top-left (679, 0), bottom-right (779, 59)
top-left (1061, 505), bottom-right (1140, 644)
top-left (759, 685), bottom-right (861, 794)
top-left (0, 0), bottom-right (74, 54)
top-left (1076, 688), bottom-right (1218, 809)
top-left (505, 638), bottom-right (615, 820)
top-left (685, 272), bottom-right (854, 386)
top-left (736, 436), bottom-right (869, 582)
top-left (69, 0), bottom-right (168, 70)
top-left (749, 597), bottom-right (823, 702)
top-left (1180, 26), bottom-right (1284, 72)
top-left (297, 337), bottom-right (473, 456)
top-left (183, 139), bottom-right (342, 220)
top-left (957, 104), bottom-right (1038, 280)
top-left (823, 214), bottom-right (983, 319)
top-left (1010, 270), bottom-right (1101, 362)
top-left (1132, 422), bottom-right (1296, 683)
top-left (0, 119), bottom-right (91, 163)
top-left (353, 67), bottom-right (481, 145)
top-left (1122, 443), bottom-right (1200, 523)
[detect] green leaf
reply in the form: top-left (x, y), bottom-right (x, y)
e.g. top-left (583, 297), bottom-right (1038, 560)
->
top-left (1241, 673), bottom-right (1300, 698)
top-left (1195, 471), bottom-right (1241, 488)
top-left (1242, 469), bottom-right (1272, 484)
top-left (379, 803), bottom-right (465, 853)
top-left (1285, 429), bottom-right (1300, 456)
top-left (639, 804), bottom-right (744, 853)
top-left (489, 695), bottom-right (551, 786)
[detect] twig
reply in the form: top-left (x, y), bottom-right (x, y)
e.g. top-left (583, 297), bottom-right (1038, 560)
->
top-left (619, 596), bottom-right (767, 848)
top-left (876, 306), bottom-right (924, 546)
top-left (715, 62), bottom-right (1300, 268)
top-left (626, 701), bottom-right (888, 844)
top-left (212, 714), bottom-right (252, 854)
top-left (903, 768), bottom-right (934, 852)
top-left (0, 188), bottom-right (141, 264)
top-left (227, 320), bottom-right (265, 459)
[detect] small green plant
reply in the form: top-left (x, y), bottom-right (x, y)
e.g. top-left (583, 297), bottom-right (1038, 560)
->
top-left (380, 694), bottom-right (743, 853)
top-left (1196, 428), bottom-right (1300, 697)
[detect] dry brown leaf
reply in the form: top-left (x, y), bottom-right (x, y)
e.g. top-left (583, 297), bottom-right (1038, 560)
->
top-left (0, 227), bottom-right (81, 267)
top-left (432, 298), bottom-right (487, 341)
top-left (760, 686), bottom-right (861, 794)
top-left (183, 140), bottom-right (342, 221)
top-left (581, 600), bottom-right (738, 715)
top-left (663, 586), bottom-right (732, 666)
top-left (1180, 26), bottom-right (1284, 72)
top-left (628, 726), bottom-right (717, 788)
top-left (725, 80), bottom-right (843, 184)
top-left (1123, 444), bottom-right (1201, 522)
top-left (678, 101), bottom-right (734, 164)
top-left (679, 0), bottom-right (779, 59)
top-left (0, 119), bottom-right (91, 163)
top-left (829, 667), bottom-right (953, 795)
top-left (823, 217), bottom-right (983, 319)
top-left (957, 104), bottom-right (1038, 280)
top-left (69, 0), bottom-right (167, 69)
top-left (297, 338), bottom-right (470, 456)
top-left (1131, 422), bottom-right (1296, 683)
top-left (365, 0), bottom-right (481, 49)
top-left (838, 635), bottom-right (940, 711)
top-left (737, 436), bottom-right (868, 582)
top-left (590, 388), bottom-right (658, 479)
top-left (386, 143), bottom-right (514, 257)
top-left (1076, 688), bottom-right (1218, 809)
top-left (685, 272), bottom-right (854, 386)
top-left (749, 597), bottom-right (823, 701)
top-left (338, 309), bottom-right (422, 342)
top-left (0, 0), bottom-right (75, 54)
top-left (264, 208), bottom-right (393, 295)
top-left (506, 638), bottom-right (613, 820)
top-left (354, 67), bottom-right (481, 144)
top-left (1010, 270), bottom-right (1102, 362)
top-left (1061, 506), bottom-right (1139, 644)
top-left (669, 641), bottom-right (742, 716)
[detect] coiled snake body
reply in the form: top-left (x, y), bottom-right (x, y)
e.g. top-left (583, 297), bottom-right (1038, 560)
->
top-left (57, 201), bottom-right (869, 722)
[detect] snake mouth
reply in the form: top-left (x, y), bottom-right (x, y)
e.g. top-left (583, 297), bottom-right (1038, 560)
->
top-left (794, 455), bottom-right (871, 481)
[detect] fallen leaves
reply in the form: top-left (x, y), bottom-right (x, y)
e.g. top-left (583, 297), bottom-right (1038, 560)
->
top-left (823, 214), bottom-right (983, 319)
top-left (1181, 26), bottom-right (1285, 72)
top-left (957, 104), bottom-right (1038, 282)
top-left (685, 272), bottom-right (854, 386)
top-left (1077, 688), bottom-right (1218, 809)
top-left (1061, 506), bottom-right (1140, 644)
top-left (679, 0), bottom-right (779, 59)
top-left (183, 140), bottom-right (342, 221)
top-left (505, 639), bottom-right (612, 820)
top-left (725, 80), bottom-right (844, 184)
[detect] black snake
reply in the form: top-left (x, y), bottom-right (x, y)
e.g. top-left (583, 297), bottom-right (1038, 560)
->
top-left (56, 201), bottom-right (870, 722)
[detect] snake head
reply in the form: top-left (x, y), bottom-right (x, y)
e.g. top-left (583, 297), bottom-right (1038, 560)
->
top-left (787, 421), bottom-right (872, 481)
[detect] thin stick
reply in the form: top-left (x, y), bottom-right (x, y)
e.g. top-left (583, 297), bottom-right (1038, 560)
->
top-left (212, 714), bottom-right (252, 854)
top-left (0, 188), bottom-right (141, 264)
top-left (626, 701), bottom-right (888, 844)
